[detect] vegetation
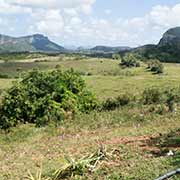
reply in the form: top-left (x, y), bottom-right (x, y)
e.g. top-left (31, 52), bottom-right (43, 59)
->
top-left (147, 59), bottom-right (164, 74)
top-left (54, 147), bottom-right (106, 179)
top-left (102, 94), bottom-right (133, 111)
top-left (142, 87), bottom-right (163, 105)
top-left (120, 53), bottom-right (140, 68)
top-left (0, 54), bottom-right (179, 180)
top-left (0, 73), bottom-right (9, 79)
top-left (0, 69), bottom-right (97, 129)
top-left (112, 53), bottom-right (121, 60)
top-left (0, 52), bottom-right (48, 61)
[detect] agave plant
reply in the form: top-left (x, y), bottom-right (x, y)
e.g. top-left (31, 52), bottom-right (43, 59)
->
top-left (54, 146), bottom-right (107, 179)
top-left (26, 169), bottom-right (51, 180)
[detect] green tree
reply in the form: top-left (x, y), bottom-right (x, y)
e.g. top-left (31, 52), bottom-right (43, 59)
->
top-left (120, 53), bottom-right (140, 68)
top-left (112, 53), bottom-right (121, 60)
top-left (147, 59), bottom-right (164, 74)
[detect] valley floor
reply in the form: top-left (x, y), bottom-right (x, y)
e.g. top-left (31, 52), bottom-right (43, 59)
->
top-left (0, 56), bottom-right (179, 179)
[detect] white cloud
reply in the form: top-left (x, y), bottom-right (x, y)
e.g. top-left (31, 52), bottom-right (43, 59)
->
top-left (70, 17), bottom-right (82, 25)
top-left (7, 0), bottom-right (96, 11)
top-left (31, 3), bottom-right (180, 46)
top-left (30, 10), bottom-right (64, 36)
top-left (64, 8), bottom-right (78, 16)
top-left (0, 0), bottom-right (31, 14)
top-left (28, 3), bottom-right (180, 47)
top-left (1, 1), bottom-right (180, 47)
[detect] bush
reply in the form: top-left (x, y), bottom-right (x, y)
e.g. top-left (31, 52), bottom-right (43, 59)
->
top-left (142, 88), bottom-right (163, 105)
top-left (116, 94), bottom-right (132, 106)
top-left (120, 53), bottom-right (140, 68)
top-left (164, 87), bottom-right (180, 112)
top-left (102, 94), bottom-right (132, 111)
top-left (0, 74), bottom-right (9, 79)
top-left (142, 87), bottom-right (180, 113)
top-left (147, 59), bottom-right (164, 74)
top-left (0, 69), bottom-right (98, 129)
top-left (112, 53), bottom-right (121, 60)
top-left (102, 98), bottom-right (118, 111)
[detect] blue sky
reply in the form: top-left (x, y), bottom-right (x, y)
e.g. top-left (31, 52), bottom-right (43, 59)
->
top-left (94, 0), bottom-right (180, 18)
top-left (1, 0), bottom-right (180, 47)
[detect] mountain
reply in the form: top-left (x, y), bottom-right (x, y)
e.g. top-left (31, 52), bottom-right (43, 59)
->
top-left (158, 27), bottom-right (180, 47)
top-left (0, 34), bottom-right (65, 53)
top-left (90, 46), bottom-right (131, 53)
top-left (132, 27), bottom-right (180, 63)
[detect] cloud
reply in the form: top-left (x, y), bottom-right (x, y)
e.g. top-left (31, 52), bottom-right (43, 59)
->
top-left (30, 3), bottom-right (180, 46)
top-left (1, 1), bottom-right (180, 47)
top-left (30, 9), bottom-right (64, 36)
top-left (0, 0), bottom-right (31, 14)
top-left (86, 3), bottom-right (180, 46)
top-left (7, 0), bottom-right (96, 12)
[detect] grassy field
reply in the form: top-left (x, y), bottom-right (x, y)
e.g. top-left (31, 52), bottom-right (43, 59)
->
top-left (0, 56), bottom-right (179, 179)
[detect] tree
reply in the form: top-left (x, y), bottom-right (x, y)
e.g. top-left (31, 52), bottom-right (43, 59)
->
top-left (120, 53), bottom-right (140, 68)
top-left (147, 59), bottom-right (164, 74)
top-left (112, 53), bottom-right (121, 60)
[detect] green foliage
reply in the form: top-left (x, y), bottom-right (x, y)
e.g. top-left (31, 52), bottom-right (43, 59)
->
top-left (147, 59), bottom-right (164, 74)
top-left (120, 53), bottom-right (140, 68)
top-left (54, 147), bottom-right (106, 179)
top-left (112, 53), bottom-right (121, 60)
top-left (142, 87), bottom-right (180, 112)
top-left (164, 87), bottom-right (180, 112)
top-left (116, 94), bottom-right (132, 106)
top-left (102, 98), bottom-right (118, 111)
top-left (142, 88), bottom-right (163, 105)
top-left (0, 69), bottom-right (98, 129)
top-left (102, 94), bottom-right (132, 111)
top-left (0, 74), bottom-right (9, 79)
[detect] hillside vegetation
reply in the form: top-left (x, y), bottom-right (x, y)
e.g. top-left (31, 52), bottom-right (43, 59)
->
top-left (0, 34), bottom-right (65, 53)
top-left (132, 27), bottom-right (180, 63)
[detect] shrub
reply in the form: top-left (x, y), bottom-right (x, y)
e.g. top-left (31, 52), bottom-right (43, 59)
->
top-left (116, 94), bottom-right (132, 106)
top-left (164, 87), bottom-right (180, 112)
top-left (142, 87), bottom-right (180, 113)
top-left (16, 67), bottom-right (22, 72)
top-left (142, 87), bottom-right (163, 105)
top-left (0, 74), bottom-right (9, 79)
top-left (55, 64), bottom-right (61, 69)
top-left (147, 59), bottom-right (164, 74)
top-left (102, 94), bottom-right (132, 111)
top-left (112, 53), bottom-right (121, 60)
top-left (102, 98), bottom-right (118, 111)
top-left (120, 53), bottom-right (140, 68)
top-left (0, 69), bottom-right (98, 129)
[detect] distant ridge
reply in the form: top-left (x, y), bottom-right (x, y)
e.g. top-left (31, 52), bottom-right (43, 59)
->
top-left (132, 27), bottom-right (180, 62)
top-left (90, 45), bottom-right (131, 53)
top-left (0, 34), bottom-right (65, 53)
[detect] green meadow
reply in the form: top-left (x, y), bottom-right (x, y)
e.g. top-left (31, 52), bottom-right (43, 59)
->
top-left (0, 56), bottom-right (179, 179)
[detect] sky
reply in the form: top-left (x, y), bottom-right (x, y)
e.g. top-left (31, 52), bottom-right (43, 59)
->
top-left (1, 0), bottom-right (180, 47)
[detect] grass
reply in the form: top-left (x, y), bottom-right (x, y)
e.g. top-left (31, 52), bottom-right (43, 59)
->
top-left (0, 55), bottom-right (179, 179)
top-left (0, 109), bottom-right (179, 179)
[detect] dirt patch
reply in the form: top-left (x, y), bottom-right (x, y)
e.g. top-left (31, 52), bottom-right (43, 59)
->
top-left (101, 133), bottom-right (180, 157)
